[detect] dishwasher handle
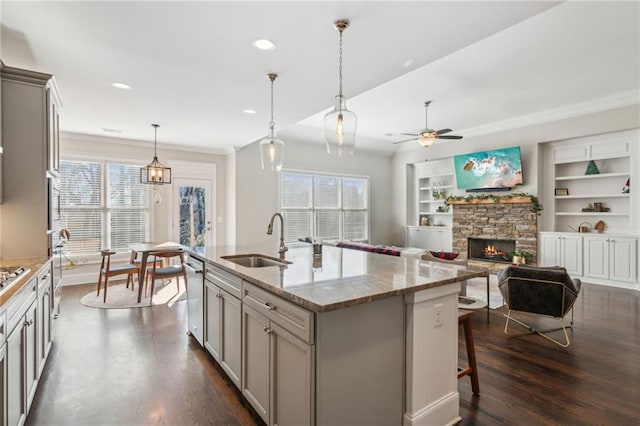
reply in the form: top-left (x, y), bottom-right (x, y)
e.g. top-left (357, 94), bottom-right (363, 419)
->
top-left (184, 262), bottom-right (203, 274)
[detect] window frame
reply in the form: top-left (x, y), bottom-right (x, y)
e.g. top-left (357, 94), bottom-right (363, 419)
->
top-left (57, 157), bottom-right (152, 257)
top-left (278, 168), bottom-right (370, 243)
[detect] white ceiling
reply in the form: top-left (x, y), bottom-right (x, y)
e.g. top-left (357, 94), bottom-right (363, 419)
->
top-left (1, 1), bottom-right (639, 156)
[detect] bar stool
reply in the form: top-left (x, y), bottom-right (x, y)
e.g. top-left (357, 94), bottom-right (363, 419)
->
top-left (458, 310), bottom-right (480, 394)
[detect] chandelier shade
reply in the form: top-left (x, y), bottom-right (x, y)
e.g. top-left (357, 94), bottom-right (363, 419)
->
top-left (260, 73), bottom-right (285, 171)
top-left (140, 124), bottom-right (172, 184)
top-left (324, 19), bottom-right (357, 156)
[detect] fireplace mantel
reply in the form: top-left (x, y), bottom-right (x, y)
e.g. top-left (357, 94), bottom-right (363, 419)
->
top-left (446, 196), bottom-right (532, 205)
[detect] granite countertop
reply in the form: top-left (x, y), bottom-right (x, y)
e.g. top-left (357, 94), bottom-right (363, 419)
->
top-left (0, 257), bottom-right (50, 306)
top-left (188, 243), bottom-right (489, 313)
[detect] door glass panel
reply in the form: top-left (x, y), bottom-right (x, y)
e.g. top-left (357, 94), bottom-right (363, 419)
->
top-left (179, 186), bottom-right (206, 248)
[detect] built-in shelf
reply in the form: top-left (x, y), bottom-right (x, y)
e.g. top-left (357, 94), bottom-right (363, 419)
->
top-left (419, 200), bottom-right (448, 204)
top-left (447, 196), bottom-right (531, 205)
top-left (555, 194), bottom-right (630, 199)
top-left (414, 225), bottom-right (452, 229)
top-left (418, 211), bottom-right (451, 216)
top-left (555, 172), bottom-right (629, 181)
top-left (555, 212), bottom-right (629, 216)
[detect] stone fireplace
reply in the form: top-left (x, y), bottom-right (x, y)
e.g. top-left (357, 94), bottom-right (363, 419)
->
top-left (451, 198), bottom-right (537, 265)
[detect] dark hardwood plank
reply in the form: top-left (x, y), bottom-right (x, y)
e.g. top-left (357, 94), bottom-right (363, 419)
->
top-left (26, 283), bottom-right (260, 426)
top-left (458, 283), bottom-right (640, 425)
top-left (27, 282), bottom-right (640, 425)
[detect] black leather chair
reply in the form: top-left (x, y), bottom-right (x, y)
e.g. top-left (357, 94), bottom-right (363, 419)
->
top-left (497, 265), bottom-right (581, 347)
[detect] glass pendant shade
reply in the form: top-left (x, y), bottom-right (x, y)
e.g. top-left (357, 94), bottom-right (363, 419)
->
top-left (260, 128), bottom-right (285, 171)
top-left (418, 135), bottom-right (436, 147)
top-left (140, 124), bottom-right (172, 184)
top-left (324, 95), bottom-right (357, 156)
top-left (260, 73), bottom-right (285, 171)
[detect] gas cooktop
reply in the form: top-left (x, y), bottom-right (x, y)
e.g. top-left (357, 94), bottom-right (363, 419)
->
top-left (0, 266), bottom-right (30, 290)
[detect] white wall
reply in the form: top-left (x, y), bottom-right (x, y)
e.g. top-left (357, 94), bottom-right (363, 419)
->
top-left (389, 104), bottom-right (640, 246)
top-left (235, 137), bottom-right (392, 249)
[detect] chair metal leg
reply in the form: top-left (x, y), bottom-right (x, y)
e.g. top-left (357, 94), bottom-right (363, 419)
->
top-left (504, 310), bottom-right (572, 348)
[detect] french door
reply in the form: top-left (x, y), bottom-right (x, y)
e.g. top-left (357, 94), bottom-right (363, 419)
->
top-left (172, 177), bottom-right (215, 248)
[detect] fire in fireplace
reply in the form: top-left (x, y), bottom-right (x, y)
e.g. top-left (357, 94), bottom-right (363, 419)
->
top-left (468, 237), bottom-right (516, 263)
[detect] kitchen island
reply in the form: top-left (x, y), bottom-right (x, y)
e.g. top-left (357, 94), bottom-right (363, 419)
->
top-left (187, 243), bottom-right (488, 426)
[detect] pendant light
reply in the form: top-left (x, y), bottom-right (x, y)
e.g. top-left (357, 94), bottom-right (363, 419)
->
top-left (259, 73), bottom-right (285, 171)
top-left (140, 123), bottom-right (172, 184)
top-left (324, 19), bottom-right (357, 156)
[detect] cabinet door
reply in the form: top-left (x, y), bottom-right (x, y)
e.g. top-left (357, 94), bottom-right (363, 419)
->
top-left (560, 234), bottom-right (583, 277)
top-left (38, 282), bottom-right (52, 375)
top-left (7, 323), bottom-right (25, 426)
top-left (0, 343), bottom-right (6, 426)
top-left (204, 281), bottom-right (221, 360)
top-left (609, 237), bottom-right (637, 283)
top-left (270, 322), bottom-right (314, 426)
top-left (242, 304), bottom-right (270, 424)
top-left (24, 301), bottom-right (38, 412)
top-left (584, 237), bottom-right (609, 279)
top-left (406, 227), bottom-right (429, 249)
top-left (539, 234), bottom-right (561, 267)
top-left (220, 289), bottom-right (242, 388)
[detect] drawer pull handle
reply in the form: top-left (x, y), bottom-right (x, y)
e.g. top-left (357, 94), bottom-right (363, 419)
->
top-left (262, 302), bottom-right (274, 311)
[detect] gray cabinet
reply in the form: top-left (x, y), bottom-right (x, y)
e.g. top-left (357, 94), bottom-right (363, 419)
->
top-left (204, 264), bottom-right (242, 388)
top-left (6, 278), bottom-right (37, 426)
top-left (0, 65), bottom-right (61, 258)
top-left (37, 265), bottom-right (52, 376)
top-left (242, 282), bottom-right (314, 426)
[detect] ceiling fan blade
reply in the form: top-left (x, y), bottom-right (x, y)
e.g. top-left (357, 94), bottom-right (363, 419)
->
top-left (436, 128), bottom-right (452, 135)
top-left (437, 135), bottom-right (463, 140)
top-left (392, 138), bottom-right (418, 144)
top-left (398, 133), bottom-right (419, 136)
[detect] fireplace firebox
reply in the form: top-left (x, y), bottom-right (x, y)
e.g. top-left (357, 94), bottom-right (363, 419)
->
top-left (468, 237), bottom-right (516, 263)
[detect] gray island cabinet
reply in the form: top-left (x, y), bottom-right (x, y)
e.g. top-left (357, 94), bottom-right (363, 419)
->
top-left (188, 244), bottom-right (487, 426)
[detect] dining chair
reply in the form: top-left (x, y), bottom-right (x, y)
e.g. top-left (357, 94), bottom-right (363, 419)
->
top-left (130, 250), bottom-right (164, 279)
top-left (144, 249), bottom-right (188, 304)
top-left (97, 249), bottom-right (138, 303)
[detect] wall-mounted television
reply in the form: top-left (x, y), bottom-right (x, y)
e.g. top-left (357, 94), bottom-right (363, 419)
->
top-left (453, 146), bottom-right (523, 192)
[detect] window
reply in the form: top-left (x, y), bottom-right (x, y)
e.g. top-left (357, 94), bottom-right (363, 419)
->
top-left (58, 160), bottom-right (149, 256)
top-left (280, 171), bottom-right (369, 243)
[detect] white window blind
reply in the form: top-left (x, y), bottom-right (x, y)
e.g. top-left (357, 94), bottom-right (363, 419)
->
top-left (58, 160), bottom-right (149, 256)
top-left (280, 171), bottom-right (368, 243)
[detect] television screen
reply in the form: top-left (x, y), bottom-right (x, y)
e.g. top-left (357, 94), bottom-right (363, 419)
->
top-left (453, 146), bottom-right (523, 191)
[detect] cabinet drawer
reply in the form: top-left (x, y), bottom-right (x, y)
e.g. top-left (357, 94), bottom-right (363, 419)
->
top-left (0, 309), bottom-right (6, 345)
top-left (554, 145), bottom-right (588, 163)
top-left (590, 140), bottom-right (629, 159)
top-left (205, 263), bottom-right (242, 298)
top-left (243, 282), bottom-right (314, 344)
top-left (6, 279), bottom-right (37, 335)
top-left (37, 262), bottom-right (52, 285)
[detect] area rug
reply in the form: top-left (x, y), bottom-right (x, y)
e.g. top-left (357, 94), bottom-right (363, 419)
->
top-left (464, 275), bottom-right (504, 309)
top-left (80, 279), bottom-right (186, 309)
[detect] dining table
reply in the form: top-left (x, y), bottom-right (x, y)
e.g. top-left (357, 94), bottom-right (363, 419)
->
top-left (130, 242), bottom-right (183, 303)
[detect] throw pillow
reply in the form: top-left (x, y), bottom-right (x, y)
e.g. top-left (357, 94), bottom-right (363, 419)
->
top-left (429, 250), bottom-right (459, 261)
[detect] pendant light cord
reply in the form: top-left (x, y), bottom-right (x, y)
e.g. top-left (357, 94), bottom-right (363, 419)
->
top-left (270, 77), bottom-right (275, 130)
top-left (152, 124), bottom-right (159, 157)
top-left (338, 27), bottom-right (344, 112)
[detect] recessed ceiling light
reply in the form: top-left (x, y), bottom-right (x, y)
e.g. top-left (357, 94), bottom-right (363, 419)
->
top-left (243, 109), bottom-right (257, 114)
top-left (112, 82), bottom-right (131, 90)
top-left (252, 39), bottom-right (276, 51)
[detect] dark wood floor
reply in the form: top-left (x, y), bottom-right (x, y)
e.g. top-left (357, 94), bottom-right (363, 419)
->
top-left (27, 282), bottom-right (639, 425)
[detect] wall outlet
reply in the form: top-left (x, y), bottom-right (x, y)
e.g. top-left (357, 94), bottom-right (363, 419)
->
top-left (433, 303), bottom-right (443, 328)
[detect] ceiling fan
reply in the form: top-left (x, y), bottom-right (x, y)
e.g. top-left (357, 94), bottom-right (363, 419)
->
top-left (388, 100), bottom-right (463, 147)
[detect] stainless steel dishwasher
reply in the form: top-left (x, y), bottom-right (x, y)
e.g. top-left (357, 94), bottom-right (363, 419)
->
top-left (184, 254), bottom-right (204, 346)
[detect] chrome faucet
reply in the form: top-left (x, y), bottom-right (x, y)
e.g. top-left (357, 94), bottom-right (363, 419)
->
top-left (266, 212), bottom-right (288, 255)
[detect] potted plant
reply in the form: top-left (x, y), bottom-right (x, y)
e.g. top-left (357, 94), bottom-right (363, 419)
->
top-left (510, 250), bottom-right (533, 265)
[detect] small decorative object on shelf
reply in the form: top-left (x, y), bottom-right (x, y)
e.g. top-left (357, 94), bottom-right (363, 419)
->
top-left (555, 188), bottom-right (569, 196)
top-left (594, 220), bottom-right (606, 233)
top-left (585, 160), bottom-right (600, 175)
top-left (420, 216), bottom-right (429, 226)
top-left (510, 250), bottom-right (533, 265)
top-left (622, 177), bottom-right (630, 194)
top-left (581, 203), bottom-right (594, 212)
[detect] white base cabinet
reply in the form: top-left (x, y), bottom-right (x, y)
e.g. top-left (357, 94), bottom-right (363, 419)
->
top-left (539, 232), bottom-right (583, 276)
top-left (406, 226), bottom-right (452, 252)
top-left (583, 236), bottom-right (637, 283)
